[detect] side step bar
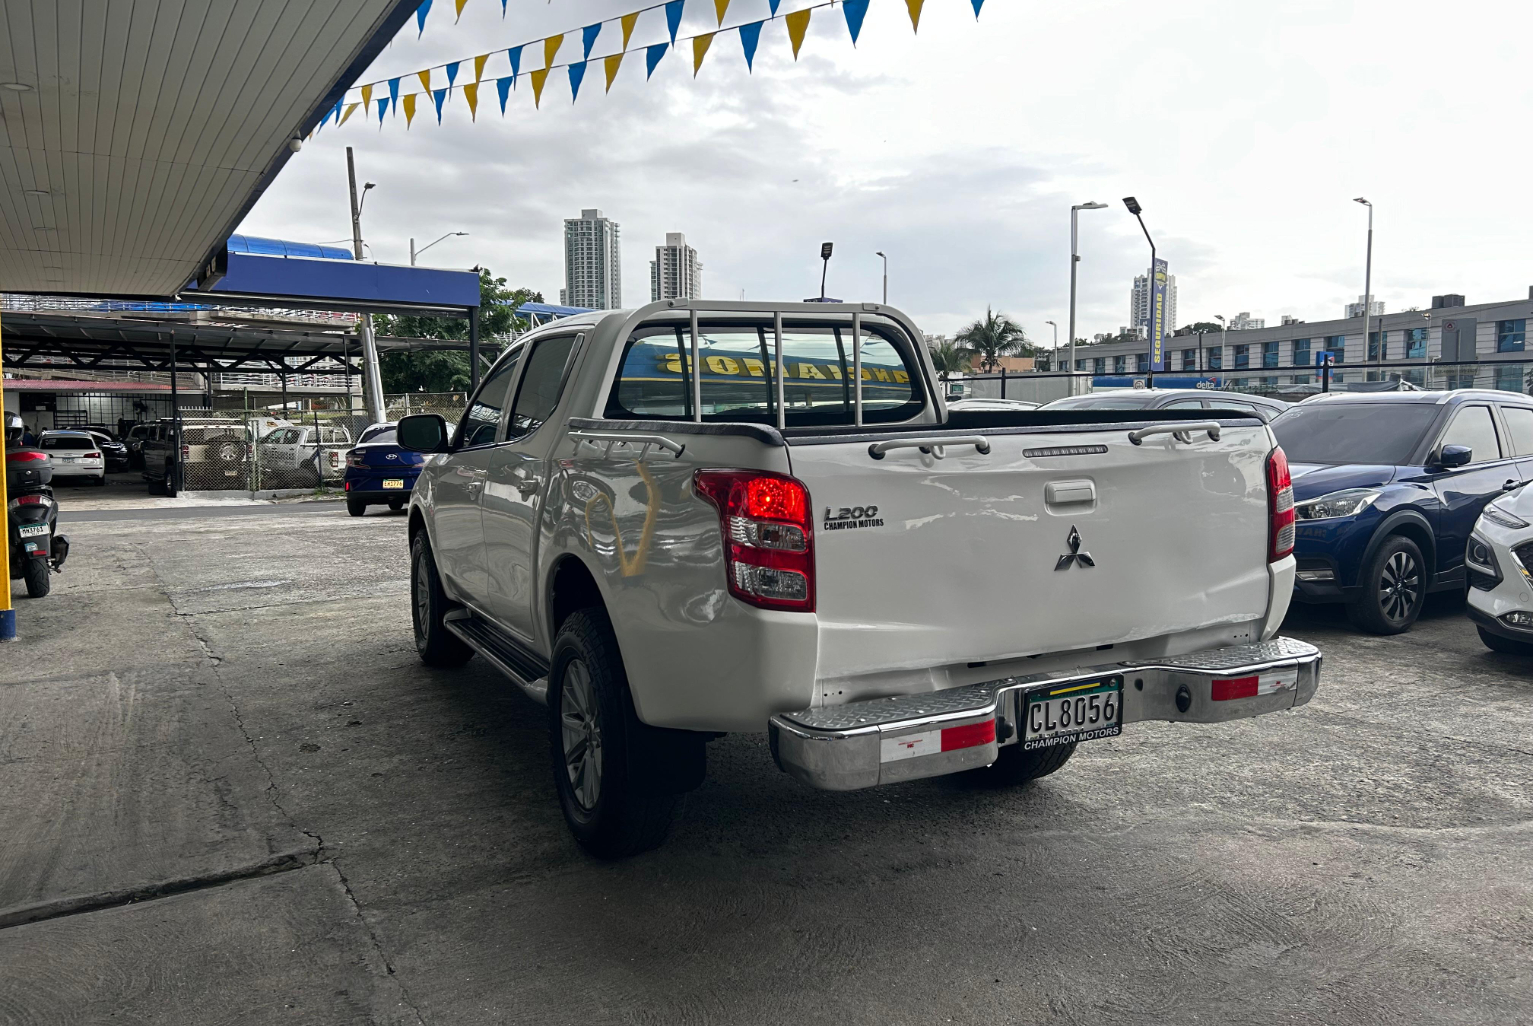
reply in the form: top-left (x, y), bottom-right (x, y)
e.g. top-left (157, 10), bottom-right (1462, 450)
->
top-left (443, 609), bottom-right (551, 705)
top-left (769, 637), bottom-right (1321, 791)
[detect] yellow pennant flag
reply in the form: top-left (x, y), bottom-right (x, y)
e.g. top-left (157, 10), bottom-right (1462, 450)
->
top-left (455, 0), bottom-right (469, 21)
top-left (543, 34), bottom-right (563, 69)
top-left (530, 67), bottom-right (549, 108)
top-left (692, 32), bottom-right (714, 76)
top-left (474, 53), bottom-right (489, 81)
top-left (714, 0), bottom-right (731, 25)
top-left (402, 93), bottom-right (417, 128)
top-left (360, 83), bottom-right (373, 108)
top-left (463, 82), bottom-right (479, 121)
top-left (620, 12), bottom-right (639, 49)
top-left (604, 52), bottom-right (624, 92)
top-left (418, 69), bottom-right (431, 93)
top-left (906, 0), bottom-right (925, 31)
top-left (785, 8), bottom-right (811, 59)
top-left (340, 102), bottom-right (360, 125)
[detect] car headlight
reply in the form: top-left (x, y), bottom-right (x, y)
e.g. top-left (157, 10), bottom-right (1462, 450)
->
top-left (1481, 504), bottom-right (1530, 530)
top-left (1294, 488), bottom-right (1381, 521)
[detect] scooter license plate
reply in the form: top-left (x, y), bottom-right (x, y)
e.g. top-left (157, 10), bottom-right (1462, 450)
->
top-left (18, 524), bottom-right (49, 538)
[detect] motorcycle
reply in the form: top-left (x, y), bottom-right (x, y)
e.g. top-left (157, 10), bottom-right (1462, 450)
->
top-left (6, 413), bottom-right (70, 598)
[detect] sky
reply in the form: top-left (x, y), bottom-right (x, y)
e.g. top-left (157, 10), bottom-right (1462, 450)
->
top-left (242, 0), bottom-right (1533, 343)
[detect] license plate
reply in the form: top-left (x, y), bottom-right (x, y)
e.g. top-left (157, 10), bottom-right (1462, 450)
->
top-left (59, 457), bottom-right (76, 463)
top-left (18, 524), bottom-right (48, 538)
top-left (1022, 675), bottom-right (1122, 751)
top-left (383, 479), bottom-right (404, 489)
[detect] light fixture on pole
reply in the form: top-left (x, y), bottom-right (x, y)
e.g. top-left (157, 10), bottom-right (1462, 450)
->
top-left (1068, 202), bottom-right (1109, 395)
top-left (1123, 196), bottom-right (1161, 387)
top-left (1354, 197), bottom-right (1374, 369)
top-left (819, 242), bottom-right (834, 301)
top-left (875, 251), bottom-right (887, 304)
top-left (1045, 320), bottom-right (1058, 371)
top-left (411, 231), bottom-right (469, 266)
top-left (1215, 314), bottom-right (1226, 377)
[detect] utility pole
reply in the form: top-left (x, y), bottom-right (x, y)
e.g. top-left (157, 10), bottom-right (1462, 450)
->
top-left (0, 308), bottom-right (13, 641)
top-left (1069, 202), bottom-right (1108, 396)
top-left (1355, 198), bottom-right (1375, 371)
top-left (347, 146), bottom-right (385, 424)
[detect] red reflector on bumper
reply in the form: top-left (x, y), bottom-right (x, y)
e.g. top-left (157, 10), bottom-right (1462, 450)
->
top-left (1211, 675), bottom-right (1259, 701)
top-left (941, 719), bottom-right (996, 751)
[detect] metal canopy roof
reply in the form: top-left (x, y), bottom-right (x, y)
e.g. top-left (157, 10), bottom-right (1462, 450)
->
top-left (0, 0), bottom-right (418, 298)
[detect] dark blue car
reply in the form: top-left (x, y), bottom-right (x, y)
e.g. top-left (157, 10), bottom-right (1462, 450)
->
top-left (343, 423), bottom-right (423, 517)
top-left (1271, 390), bottom-right (1533, 634)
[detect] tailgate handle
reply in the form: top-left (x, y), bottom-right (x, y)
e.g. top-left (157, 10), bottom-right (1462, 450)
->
top-left (1045, 480), bottom-right (1096, 507)
top-left (869, 436), bottom-right (992, 460)
top-left (1128, 421), bottom-right (1221, 446)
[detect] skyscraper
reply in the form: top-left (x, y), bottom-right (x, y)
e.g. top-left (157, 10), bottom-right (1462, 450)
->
top-left (1130, 270), bottom-right (1178, 339)
top-left (560, 209), bottom-right (622, 309)
top-left (650, 232), bottom-right (702, 301)
top-left (1344, 295), bottom-right (1385, 319)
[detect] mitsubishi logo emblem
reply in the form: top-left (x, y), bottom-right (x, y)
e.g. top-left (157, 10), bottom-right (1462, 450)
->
top-left (1055, 526), bottom-right (1095, 571)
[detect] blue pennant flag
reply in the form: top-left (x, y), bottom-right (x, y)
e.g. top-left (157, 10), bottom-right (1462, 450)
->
top-left (568, 60), bottom-right (587, 102)
top-left (645, 42), bottom-right (668, 79)
top-left (330, 98), bottom-right (344, 126)
top-left (501, 0), bottom-right (508, 14)
top-left (970, 0), bottom-right (984, 15)
top-left (768, 0), bottom-right (781, 14)
top-left (843, 0), bottom-right (869, 45)
top-left (376, 97), bottom-right (389, 124)
top-left (432, 87), bottom-right (447, 123)
top-left (508, 45), bottom-right (522, 85)
top-left (665, 0), bottom-right (683, 44)
top-left (739, 21), bottom-right (762, 72)
top-left (445, 62), bottom-right (460, 90)
top-left (496, 76), bottom-right (512, 113)
top-left (415, 0), bottom-right (432, 37)
top-left (582, 23), bottom-right (602, 59)
top-left (388, 77), bottom-right (400, 113)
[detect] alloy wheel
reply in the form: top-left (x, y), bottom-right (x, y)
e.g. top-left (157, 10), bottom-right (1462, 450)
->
top-left (560, 659), bottom-right (603, 811)
top-left (1379, 550), bottom-right (1420, 622)
top-left (413, 551), bottom-right (431, 638)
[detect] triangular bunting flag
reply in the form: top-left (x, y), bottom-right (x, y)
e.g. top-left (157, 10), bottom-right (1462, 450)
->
top-left (692, 32), bottom-right (713, 76)
top-left (376, 97), bottom-right (389, 125)
top-left (785, 8), bottom-right (811, 58)
top-left (340, 102), bottom-right (360, 126)
top-left (330, 98), bottom-right (343, 126)
top-left (464, 81), bottom-right (479, 120)
top-left (416, 0), bottom-right (432, 36)
top-left (620, 12), bottom-right (639, 49)
top-left (361, 84), bottom-right (373, 108)
top-left (665, 1), bottom-right (683, 44)
top-left (906, 0), bottom-right (925, 31)
top-left (714, 0), bottom-right (730, 25)
top-left (568, 61), bottom-right (587, 102)
top-left (403, 93), bottom-right (418, 128)
top-left (455, 0), bottom-right (469, 21)
top-left (768, 0), bottom-right (781, 13)
top-left (843, 0), bottom-right (869, 45)
top-left (496, 76), bottom-right (512, 113)
top-left (645, 42), bottom-right (668, 79)
top-left (739, 21), bottom-right (762, 72)
top-left (432, 88), bottom-right (447, 123)
top-left (507, 45), bottom-right (523, 85)
top-left (388, 77), bottom-right (400, 112)
top-left (543, 34), bottom-right (563, 69)
top-left (418, 69), bottom-right (432, 93)
top-left (582, 23), bottom-right (601, 59)
top-left (530, 67), bottom-right (549, 107)
top-left (446, 62), bottom-right (460, 89)
top-left (970, 0), bottom-right (984, 16)
top-left (604, 52), bottom-right (624, 92)
top-left (473, 54), bottom-right (489, 81)
top-left (501, 0), bottom-right (508, 15)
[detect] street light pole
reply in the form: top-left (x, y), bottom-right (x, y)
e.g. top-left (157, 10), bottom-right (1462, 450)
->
top-left (1069, 202), bottom-right (1108, 396)
top-left (346, 146), bottom-right (385, 424)
top-left (819, 242), bottom-right (833, 301)
top-left (1045, 320), bottom-right (1058, 372)
top-left (411, 231), bottom-right (469, 266)
top-left (875, 251), bottom-right (887, 304)
top-left (1355, 197), bottom-right (1374, 371)
top-left (1123, 197), bottom-right (1158, 388)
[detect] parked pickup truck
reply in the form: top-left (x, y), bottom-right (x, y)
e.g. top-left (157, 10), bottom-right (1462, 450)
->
top-left (397, 301), bottom-right (1322, 858)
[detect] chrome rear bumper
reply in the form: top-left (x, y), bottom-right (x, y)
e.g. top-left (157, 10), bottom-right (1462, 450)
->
top-left (768, 637), bottom-right (1321, 791)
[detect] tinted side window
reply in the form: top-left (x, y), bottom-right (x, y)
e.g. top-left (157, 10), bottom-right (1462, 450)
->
top-left (1162, 398), bottom-right (1205, 410)
top-left (506, 335), bottom-right (578, 441)
top-left (458, 351), bottom-right (522, 448)
top-left (1501, 406), bottom-right (1533, 457)
top-left (1440, 405), bottom-right (1502, 464)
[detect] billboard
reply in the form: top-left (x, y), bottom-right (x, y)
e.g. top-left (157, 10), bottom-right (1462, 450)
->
top-left (1149, 258), bottom-right (1169, 372)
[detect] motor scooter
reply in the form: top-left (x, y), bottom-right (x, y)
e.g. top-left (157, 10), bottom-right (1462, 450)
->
top-left (6, 438), bottom-right (70, 599)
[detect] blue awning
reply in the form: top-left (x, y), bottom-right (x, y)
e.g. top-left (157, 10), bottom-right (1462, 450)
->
top-left (193, 251), bottom-right (480, 316)
top-left (227, 234), bottom-right (355, 261)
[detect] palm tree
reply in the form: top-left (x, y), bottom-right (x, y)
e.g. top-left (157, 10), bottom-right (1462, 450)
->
top-left (927, 337), bottom-right (971, 382)
top-left (955, 307), bottom-right (1030, 373)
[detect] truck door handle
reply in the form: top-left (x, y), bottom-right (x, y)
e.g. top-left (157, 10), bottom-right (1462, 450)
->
top-left (868, 436), bottom-right (991, 460)
top-left (517, 480), bottom-right (539, 498)
top-left (1128, 421), bottom-right (1221, 445)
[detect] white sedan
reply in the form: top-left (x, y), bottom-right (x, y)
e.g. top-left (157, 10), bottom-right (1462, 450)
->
top-left (1465, 484), bottom-right (1533, 654)
top-left (38, 430), bottom-right (106, 485)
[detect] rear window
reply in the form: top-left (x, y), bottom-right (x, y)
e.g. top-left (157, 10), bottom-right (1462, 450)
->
top-left (360, 426), bottom-right (397, 445)
top-left (185, 427), bottom-right (245, 443)
top-left (605, 324), bottom-right (924, 426)
top-left (1271, 402), bottom-right (1439, 465)
top-left (41, 435), bottom-right (94, 450)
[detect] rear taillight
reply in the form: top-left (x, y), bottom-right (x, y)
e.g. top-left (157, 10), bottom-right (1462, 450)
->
top-left (1267, 445), bottom-right (1295, 562)
top-left (346, 450), bottom-right (364, 468)
top-left (6, 451), bottom-right (46, 462)
top-left (181, 445), bottom-right (190, 461)
top-left (9, 494), bottom-right (48, 507)
top-left (694, 470), bottom-right (815, 612)
top-left (84, 452), bottom-right (101, 459)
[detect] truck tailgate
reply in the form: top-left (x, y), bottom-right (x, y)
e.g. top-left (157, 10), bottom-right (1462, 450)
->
top-left (787, 422), bottom-right (1275, 685)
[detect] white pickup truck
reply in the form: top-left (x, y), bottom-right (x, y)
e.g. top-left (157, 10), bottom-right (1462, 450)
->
top-left (397, 301), bottom-right (1321, 858)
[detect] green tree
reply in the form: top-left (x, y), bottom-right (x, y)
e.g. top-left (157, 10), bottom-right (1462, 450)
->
top-left (375, 268), bottom-right (543, 394)
top-left (1174, 321), bottom-right (1223, 336)
top-left (927, 337), bottom-right (971, 381)
top-left (955, 307), bottom-right (1030, 372)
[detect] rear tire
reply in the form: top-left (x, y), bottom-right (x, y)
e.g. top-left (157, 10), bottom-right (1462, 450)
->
top-left (410, 532), bottom-right (473, 668)
top-left (1477, 625), bottom-right (1533, 655)
top-left (549, 608), bottom-right (694, 859)
top-left (22, 558), bottom-right (50, 598)
top-left (387, 498), bottom-right (405, 511)
top-left (164, 465), bottom-right (178, 498)
top-left (347, 499), bottom-right (367, 517)
top-left (1347, 534), bottom-right (1425, 635)
top-left (94, 474), bottom-right (106, 487)
top-left (969, 740), bottom-right (1077, 787)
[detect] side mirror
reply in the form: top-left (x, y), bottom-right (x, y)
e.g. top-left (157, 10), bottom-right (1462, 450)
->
top-left (1437, 444), bottom-right (1472, 469)
top-left (397, 414), bottom-right (450, 454)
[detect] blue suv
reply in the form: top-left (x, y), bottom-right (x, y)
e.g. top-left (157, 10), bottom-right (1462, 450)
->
top-left (1270, 390), bottom-right (1533, 634)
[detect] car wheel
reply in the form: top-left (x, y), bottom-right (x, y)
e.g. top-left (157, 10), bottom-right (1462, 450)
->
top-left (549, 608), bottom-right (697, 859)
top-left (1477, 625), bottom-right (1533, 655)
top-left (94, 473), bottom-right (106, 487)
top-left (1347, 534), bottom-right (1426, 635)
top-left (22, 558), bottom-right (51, 598)
top-left (966, 740), bottom-right (1076, 787)
top-left (347, 499), bottom-right (367, 517)
top-left (409, 532), bottom-right (473, 668)
top-left (388, 498), bottom-right (405, 511)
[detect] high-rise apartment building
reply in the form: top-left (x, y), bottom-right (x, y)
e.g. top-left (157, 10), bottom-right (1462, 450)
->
top-left (649, 232), bottom-right (702, 301)
top-left (560, 209), bottom-right (622, 309)
top-left (1229, 311), bottom-right (1265, 331)
top-left (1345, 296), bottom-right (1386, 319)
top-left (1130, 270), bottom-right (1178, 339)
